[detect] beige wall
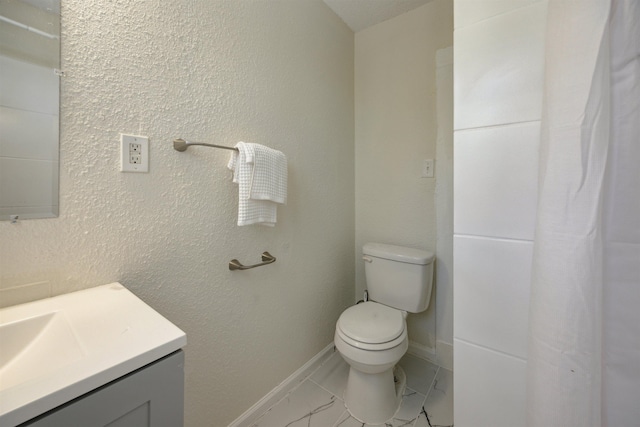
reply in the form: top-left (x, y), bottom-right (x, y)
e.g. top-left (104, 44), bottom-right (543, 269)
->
top-left (0, 1), bottom-right (354, 425)
top-left (355, 0), bottom-right (453, 364)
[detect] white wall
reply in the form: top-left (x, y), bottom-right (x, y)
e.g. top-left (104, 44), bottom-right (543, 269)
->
top-left (453, 0), bottom-right (546, 425)
top-left (0, 1), bottom-right (354, 425)
top-left (355, 0), bottom-right (453, 367)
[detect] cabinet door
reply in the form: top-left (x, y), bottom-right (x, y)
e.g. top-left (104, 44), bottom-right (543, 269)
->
top-left (22, 351), bottom-right (184, 427)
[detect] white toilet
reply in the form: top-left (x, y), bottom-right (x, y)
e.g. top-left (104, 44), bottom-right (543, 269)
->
top-left (334, 243), bottom-right (435, 425)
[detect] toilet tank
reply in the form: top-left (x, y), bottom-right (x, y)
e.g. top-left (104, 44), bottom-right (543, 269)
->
top-left (363, 243), bottom-right (435, 313)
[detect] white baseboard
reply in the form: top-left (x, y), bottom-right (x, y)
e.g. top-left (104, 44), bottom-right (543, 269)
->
top-left (408, 340), bottom-right (453, 371)
top-left (227, 343), bottom-right (335, 427)
top-left (408, 340), bottom-right (437, 361)
top-left (228, 339), bottom-right (452, 427)
top-left (435, 340), bottom-right (454, 371)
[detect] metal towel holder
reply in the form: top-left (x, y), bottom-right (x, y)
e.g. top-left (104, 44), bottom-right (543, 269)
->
top-left (173, 138), bottom-right (238, 152)
top-left (173, 139), bottom-right (276, 272)
top-left (229, 252), bottom-right (276, 271)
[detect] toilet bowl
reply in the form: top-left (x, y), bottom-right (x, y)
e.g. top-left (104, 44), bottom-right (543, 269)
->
top-left (334, 301), bottom-right (409, 424)
top-left (334, 243), bottom-right (435, 425)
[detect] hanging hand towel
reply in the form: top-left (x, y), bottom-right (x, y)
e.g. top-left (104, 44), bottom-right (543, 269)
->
top-left (227, 142), bottom-right (287, 226)
top-left (245, 144), bottom-right (287, 204)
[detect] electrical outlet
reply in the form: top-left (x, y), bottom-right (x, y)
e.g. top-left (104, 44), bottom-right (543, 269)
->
top-left (120, 134), bottom-right (149, 172)
top-left (422, 159), bottom-right (434, 178)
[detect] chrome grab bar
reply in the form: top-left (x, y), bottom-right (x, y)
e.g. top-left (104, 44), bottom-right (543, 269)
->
top-left (229, 252), bottom-right (276, 271)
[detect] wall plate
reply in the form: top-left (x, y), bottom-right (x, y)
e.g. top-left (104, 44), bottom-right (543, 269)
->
top-left (120, 134), bottom-right (149, 172)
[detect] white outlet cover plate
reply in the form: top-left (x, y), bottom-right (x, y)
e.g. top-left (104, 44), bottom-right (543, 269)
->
top-left (120, 134), bottom-right (149, 172)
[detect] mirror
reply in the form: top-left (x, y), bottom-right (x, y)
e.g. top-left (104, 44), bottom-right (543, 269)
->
top-left (0, 0), bottom-right (60, 221)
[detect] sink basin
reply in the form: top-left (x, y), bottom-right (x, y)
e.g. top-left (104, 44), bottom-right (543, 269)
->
top-left (0, 311), bottom-right (84, 390)
top-left (0, 283), bottom-right (186, 426)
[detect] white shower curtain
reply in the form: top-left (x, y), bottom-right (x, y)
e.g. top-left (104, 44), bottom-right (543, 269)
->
top-left (527, 0), bottom-right (639, 426)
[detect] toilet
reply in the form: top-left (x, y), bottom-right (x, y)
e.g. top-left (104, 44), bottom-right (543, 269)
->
top-left (334, 243), bottom-right (435, 425)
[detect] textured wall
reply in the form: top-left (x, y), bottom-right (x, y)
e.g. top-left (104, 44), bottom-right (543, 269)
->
top-left (0, 1), bottom-right (354, 425)
top-left (354, 0), bottom-right (453, 355)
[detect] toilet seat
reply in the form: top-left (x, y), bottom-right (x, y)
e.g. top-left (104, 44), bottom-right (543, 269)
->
top-left (337, 302), bottom-right (406, 351)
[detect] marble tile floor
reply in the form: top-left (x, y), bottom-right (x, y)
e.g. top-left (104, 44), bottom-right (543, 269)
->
top-left (251, 351), bottom-right (453, 427)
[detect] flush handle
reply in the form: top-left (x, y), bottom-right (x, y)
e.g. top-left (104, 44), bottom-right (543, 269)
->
top-left (362, 256), bottom-right (373, 263)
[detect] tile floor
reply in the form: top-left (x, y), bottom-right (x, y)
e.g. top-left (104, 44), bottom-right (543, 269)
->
top-left (251, 351), bottom-right (453, 427)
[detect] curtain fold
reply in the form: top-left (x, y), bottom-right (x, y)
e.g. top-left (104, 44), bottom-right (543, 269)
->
top-left (527, 0), bottom-right (640, 426)
top-left (602, 0), bottom-right (640, 425)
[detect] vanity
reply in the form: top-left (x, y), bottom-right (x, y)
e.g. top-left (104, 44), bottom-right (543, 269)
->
top-left (0, 283), bottom-right (187, 426)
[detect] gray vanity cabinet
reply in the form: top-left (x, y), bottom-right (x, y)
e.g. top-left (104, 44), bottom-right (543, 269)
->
top-left (20, 351), bottom-right (184, 427)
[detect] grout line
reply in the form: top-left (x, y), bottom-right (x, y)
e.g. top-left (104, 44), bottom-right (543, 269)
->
top-left (252, 353), bottom-right (451, 427)
top-left (229, 345), bottom-right (336, 426)
top-left (0, 155), bottom-right (59, 162)
top-left (455, 337), bottom-right (528, 362)
top-left (412, 386), bottom-right (431, 427)
top-left (331, 410), bottom-right (350, 427)
top-left (307, 352), bottom-right (345, 399)
top-left (454, 119), bottom-right (541, 133)
top-left (454, 233), bottom-right (535, 244)
top-left (409, 366), bottom-right (442, 427)
top-left (248, 349), bottom-right (336, 426)
top-left (423, 366), bottom-right (441, 403)
top-left (308, 377), bottom-right (344, 402)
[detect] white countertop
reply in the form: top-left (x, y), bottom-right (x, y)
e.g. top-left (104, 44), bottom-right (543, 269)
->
top-left (0, 283), bottom-right (186, 426)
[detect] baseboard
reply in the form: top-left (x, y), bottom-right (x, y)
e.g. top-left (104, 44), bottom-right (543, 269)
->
top-left (408, 340), bottom-right (453, 371)
top-left (408, 340), bottom-right (437, 362)
top-left (435, 340), bottom-right (454, 371)
top-left (227, 343), bottom-right (335, 427)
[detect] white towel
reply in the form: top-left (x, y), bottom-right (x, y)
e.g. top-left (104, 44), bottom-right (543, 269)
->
top-left (227, 142), bottom-right (287, 226)
top-left (246, 144), bottom-right (287, 204)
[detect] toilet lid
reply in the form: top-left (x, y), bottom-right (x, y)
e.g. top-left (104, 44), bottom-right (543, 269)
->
top-left (337, 302), bottom-right (405, 344)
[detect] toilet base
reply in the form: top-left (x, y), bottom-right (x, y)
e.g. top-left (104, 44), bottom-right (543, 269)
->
top-left (344, 365), bottom-right (406, 425)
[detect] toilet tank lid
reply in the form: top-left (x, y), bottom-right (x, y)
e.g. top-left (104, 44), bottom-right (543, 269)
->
top-left (363, 243), bottom-right (435, 265)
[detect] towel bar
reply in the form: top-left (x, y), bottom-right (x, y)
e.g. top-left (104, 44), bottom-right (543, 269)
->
top-left (229, 252), bottom-right (276, 271)
top-left (173, 138), bottom-right (239, 152)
